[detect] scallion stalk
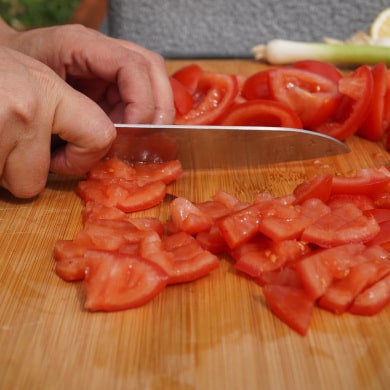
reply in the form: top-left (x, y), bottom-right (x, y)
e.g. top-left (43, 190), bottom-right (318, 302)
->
top-left (252, 39), bottom-right (390, 65)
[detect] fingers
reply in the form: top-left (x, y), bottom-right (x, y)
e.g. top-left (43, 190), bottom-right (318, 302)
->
top-left (49, 86), bottom-right (116, 176)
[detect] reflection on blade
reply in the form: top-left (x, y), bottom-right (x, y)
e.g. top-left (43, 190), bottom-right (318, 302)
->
top-left (108, 124), bottom-right (350, 169)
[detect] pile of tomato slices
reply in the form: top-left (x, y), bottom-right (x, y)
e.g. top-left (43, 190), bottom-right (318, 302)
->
top-left (170, 61), bottom-right (390, 144)
top-left (54, 156), bottom-right (390, 335)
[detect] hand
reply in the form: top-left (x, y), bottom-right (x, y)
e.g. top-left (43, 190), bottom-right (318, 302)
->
top-left (0, 47), bottom-right (116, 198)
top-left (3, 23), bottom-right (175, 124)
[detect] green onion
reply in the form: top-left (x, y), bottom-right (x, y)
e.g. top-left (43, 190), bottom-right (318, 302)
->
top-left (252, 39), bottom-right (390, 65)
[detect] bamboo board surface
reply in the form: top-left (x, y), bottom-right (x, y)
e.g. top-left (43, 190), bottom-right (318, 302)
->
top-left (1, 60), bottom-right (390, 390)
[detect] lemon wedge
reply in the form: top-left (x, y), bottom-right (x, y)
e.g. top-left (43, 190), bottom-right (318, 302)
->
top-left (370, 8), bottom-right (390, 39)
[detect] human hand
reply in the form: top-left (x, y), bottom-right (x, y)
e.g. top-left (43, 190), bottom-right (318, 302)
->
top-left (0, 47), bottom-right (116, 198)
top-left (3, 23), bottom-right (175, 124)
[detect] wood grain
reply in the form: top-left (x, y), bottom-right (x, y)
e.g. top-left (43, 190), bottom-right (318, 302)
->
top-left (1, 60), bottom-right (390, 390)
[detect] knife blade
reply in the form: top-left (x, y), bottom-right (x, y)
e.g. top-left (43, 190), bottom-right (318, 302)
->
top-left (109, 124), bottom-right (350, 169)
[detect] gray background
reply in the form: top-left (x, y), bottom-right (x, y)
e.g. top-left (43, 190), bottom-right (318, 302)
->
top-left (106, 0), bottom-right (390, 58)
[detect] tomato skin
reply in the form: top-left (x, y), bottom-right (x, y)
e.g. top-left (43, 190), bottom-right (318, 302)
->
top-left (268, 67), bottom-right (342, 128)
top-left (349, 273), bottom-right (390, 316)
top-left (241, 69), bottom-right (273, 100)
top-left (84, 250), bottom-right (168, 312)
top-left (313, 65), bottom-right (373, 140)
top-left (292, 60), bottom-right (343, 84)
top-left (292, 174), bottom-right (333, 205)
top-left (218, 99), bottom-right (303, 128)
top-left (171, 64), bottom-right (203, 95)
top-left (357, 63), bottom-right (387, 141)
top-left (263, 285), bottom-right (314, 336)
top-left (170, 77), bottom-right (194, 115)
top-left (175, 71), bottom-right (239, 125)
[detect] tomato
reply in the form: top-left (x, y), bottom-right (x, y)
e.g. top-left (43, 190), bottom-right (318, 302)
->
top-left (175, 71), bottom-right (239, 125)
top-left (349, 273), bottom-right (390, 316)
top-left (241, 69), bottom-right (273, 100)
top-left (196, 225), bottom-right (229, 254)
top-left (83, 250), bottom-right (168, 312)
top-left (88, 157), bottom-right (137, 181)
top-left (169, 197), bottom-right (214, 235)
top-left (358, 63), bottom-right (388, 141)
top-left (301, 202), bottom-right (380, 248)
top-left (383, 69), bottom-right (390, 134)
top-left (268, 67), bottom-right (341, 128)
top-left (132, 160), bottom-right (183, 184)
top-left (171, 64), bottom-right (203, 95)
top-left (233, 235), bottom-right (310, 277)
top-left (331, 167), bottom-right (390, 197)
top-left (319, 247), bottom-right (390, 314)
top-left (255, 266), bottom-right (302, 288)
top-left (162, 232), bottom-right (220, 284)
top-left (295, 243), bottom-right (366, 300)
top-left (262, 285), bottom-right (315, 336)
top-left (170, 77), bottom-right (194, 115)
top-left (292, 60), bottom-right (343, 84)
top-left (292, 174), bottom-right (333, 205)
top-left (217, 100), bottom-right (303, 128)
top-left (77, 178), bottom-right (167, 212)
top-left (313, 65), bottom-right (373, 140)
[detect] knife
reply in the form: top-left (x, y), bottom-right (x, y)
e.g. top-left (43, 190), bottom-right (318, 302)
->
top-left (109, 124), bottom-right (350, 169)
top-left (111, 124), bottom-right (350, 169)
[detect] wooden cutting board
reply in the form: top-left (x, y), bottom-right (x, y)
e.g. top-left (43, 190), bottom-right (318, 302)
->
top-left (1, 60), bottom-right (390, 390)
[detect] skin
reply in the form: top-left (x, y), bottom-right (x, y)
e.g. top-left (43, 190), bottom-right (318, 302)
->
top-left (0, 20), bottom-right (175, 198)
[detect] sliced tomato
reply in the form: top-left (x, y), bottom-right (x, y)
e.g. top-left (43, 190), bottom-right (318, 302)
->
top-left (241, 69), bottom-right (274, 100)
top-left (162, 231), bottom-right (220, 284)
top-left (77, 178), bottom-right (167, 212)
top-left (132, 160), bottom-right (183, 184)
top-left (217, 100), bottom-right (303, 128)
top-left (196, 225), bottom-right (229, 254)
top-left (233, 235), bottom-right (310, 277)
top-left (295, 243), bottom-right (366, 300)
top-left (255, 266), bottom-right (302, 288)
top-left (292, 174), bottom-right (333, 205)
top-left (88, 157), bottom-right (137, 181)
top-left (268, 67), bottom-right (341, 128)
top-left (383, 68), bottom-right (390, 135)
top-left (171, 64), bottom-right (203, 95)
top-left (301, 202), bottom-right (380, 248)
top-left (313, 65), bottom-right (373, 140)
top-left (170, 77), bottom-right (194, 115)
top-left (83, 250), bottom-right (168, 312)
top-left (331, 167), bottom-right (390, 197)
top-left (292, 60), bottom-right (343, 84)
top-left (262, 285), bottom-right (315, 336)
top-left (349, 273), bottom-right (390, 316)
top-left (83, 202), bottom-right (129, 223)
top-left (327, 194), bottom-right (375, 211)
top-left (358, 63), bottom-right (388, 141)
top-left (175, 71), bottom-right (239, 125)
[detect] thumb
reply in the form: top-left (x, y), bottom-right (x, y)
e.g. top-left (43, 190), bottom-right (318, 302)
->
top-left (50, 85), bottom-right (116, 175)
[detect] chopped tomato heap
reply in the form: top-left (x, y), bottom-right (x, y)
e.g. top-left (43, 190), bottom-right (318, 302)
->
top-left (54, 157), bottom-right (390, 336)
top-left (170, 61), bottom-right (390, 145)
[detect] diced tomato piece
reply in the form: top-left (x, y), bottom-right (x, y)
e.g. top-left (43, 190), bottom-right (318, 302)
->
top-left (196, 225), bottom-right (229, 254)
top-left (195, 200), bottom-right (232, 220)
top-left (132, 160), bottom-right (183, 184)
top-left (163, 232), bottom-right (220, 284)
top-left (77, 178), bottom-right (167, 212)
top-left (331, 167), bottom-right (390, 197)
top-left (367, 219), bottom-right (390, 250)
top-left (169, 197), bottom-right (214, 235)
top-left (365, 208), bottom-right (390, 224)
top-left (263, 285), bottom-right (315, 336)
top-left (292, 174), bottom-right (333, 205)
top-left (233, 235), bottom-right (310, 277)
top-left (259, 198), bottom-right (330, 242)
top-left (175, 71), bottom-right (239, 125)
top-left (83, 202), bottom-right (129, 223)
top-left (349, 273), bottom-right (390, 316)
top-left (87, 157), bottom-right (136, 181)
top-left (313, 65), bottom-right (373, 140)
top-left (84, 250), bottom-right (168, 312)
top-left (268, 67), bottom-right (342, 128)
top-left (327, 194), bottom-right (375, 211)
top-left (218, 99), bottom-right (303, 128)
top-left (358, 63), bottom-right (388, 141)
top-left (301, 203), bottom-right (380, 248)
top-left (318, 247), bottom-right (390, 314)
top-left (255, 266), bottom-right (302, 288)
top-left (295, 243), bottom-right (366, 300)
